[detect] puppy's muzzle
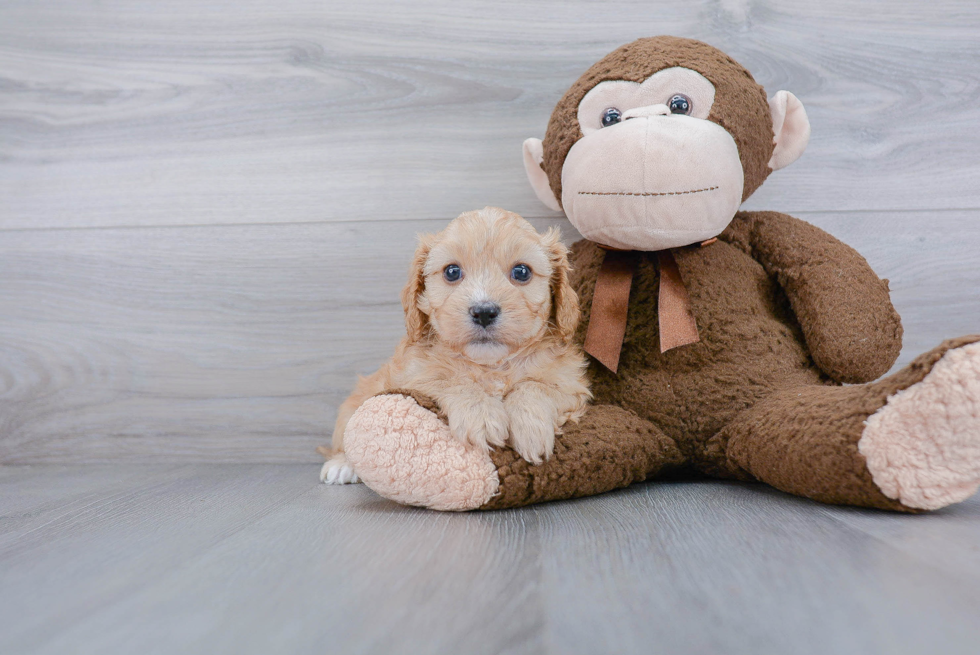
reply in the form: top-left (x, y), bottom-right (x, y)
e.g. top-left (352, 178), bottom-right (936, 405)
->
top-left (469, 302), bottom-right (501, 328)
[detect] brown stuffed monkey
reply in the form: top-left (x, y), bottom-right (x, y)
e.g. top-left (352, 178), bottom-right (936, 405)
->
top-left (339, 36), bottom-right (980, 512)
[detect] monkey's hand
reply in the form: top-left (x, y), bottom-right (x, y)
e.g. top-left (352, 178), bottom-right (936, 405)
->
top-left (725, 210), bottom-right (903, 383)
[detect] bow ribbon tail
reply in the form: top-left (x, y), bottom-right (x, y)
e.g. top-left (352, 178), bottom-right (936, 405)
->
top-left (656, 250), bottom-right (700, 353)
top-left (584, 249), bottom-right (701, 373)
top-left (583, 250), bottom-right (636, 373)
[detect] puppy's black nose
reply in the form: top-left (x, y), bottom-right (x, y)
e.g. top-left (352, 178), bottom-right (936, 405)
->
top-left (469, 303), bottom-right (500, 328)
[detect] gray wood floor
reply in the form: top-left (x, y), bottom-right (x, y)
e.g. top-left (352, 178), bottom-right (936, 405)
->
top-left (2, 1), bottom-right (980, 653)
top-left (1, 465), bottom-right (979, 655)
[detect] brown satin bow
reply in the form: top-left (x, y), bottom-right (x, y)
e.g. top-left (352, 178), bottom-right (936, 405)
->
top-left (583, 242), bottom-right (713, 373)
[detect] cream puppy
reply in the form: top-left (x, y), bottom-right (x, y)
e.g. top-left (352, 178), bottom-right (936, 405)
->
top-left (322, 207), bottom-right (591, 484)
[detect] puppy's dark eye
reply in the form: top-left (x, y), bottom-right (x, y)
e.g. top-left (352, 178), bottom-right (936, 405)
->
top-left (668, 94), bottom-right (692, 115)
top-left (443, 264), bottom-right (462, 282)
top-left (511, 264), bottom-right (532, 283)
top-left (601, 107), bottom-right (622, 127)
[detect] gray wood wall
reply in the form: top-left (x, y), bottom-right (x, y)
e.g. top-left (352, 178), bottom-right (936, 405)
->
top-left (2, 0), bottom-right (978, 463)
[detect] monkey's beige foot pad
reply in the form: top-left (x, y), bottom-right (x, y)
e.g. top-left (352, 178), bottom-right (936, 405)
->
top-left (860, 341), bottom-right (980, 510)
top-left (343, 394), bottom-right (499, 511)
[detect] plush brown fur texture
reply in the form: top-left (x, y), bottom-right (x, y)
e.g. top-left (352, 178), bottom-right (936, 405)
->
top-left (478, 208), bottom-right (909, 509)
top-left (478, 335), bottom-right (979, 511)
top-left (478, 210), bottom-right (917, 510)
top-left (541, 36), bottom-right (775, 207)
top-left (483, 404), bottom-right (686, 509)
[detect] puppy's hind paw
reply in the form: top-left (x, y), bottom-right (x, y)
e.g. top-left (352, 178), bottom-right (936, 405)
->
top-left (320, 453), bottom-right (361, 485)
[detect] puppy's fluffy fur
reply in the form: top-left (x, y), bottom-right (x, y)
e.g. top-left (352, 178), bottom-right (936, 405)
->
top-left (321, 207), bottom-right (591, 484)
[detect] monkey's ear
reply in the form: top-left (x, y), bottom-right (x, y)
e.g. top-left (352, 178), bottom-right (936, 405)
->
top-left (523, 138), bottom-right (562, 212)
top-left (768, 91), bottom-right (811, 171)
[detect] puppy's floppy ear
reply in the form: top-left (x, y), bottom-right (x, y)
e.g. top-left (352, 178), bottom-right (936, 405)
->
top-left (401, 234), bottom-right (434, 342)
top-left (543, 227), bottom-right (579, 342)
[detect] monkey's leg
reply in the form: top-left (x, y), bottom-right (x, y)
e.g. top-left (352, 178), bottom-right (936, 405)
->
top-left (482, 403), bottom-right (686, 510)
top-left (342, 393), bottom-right (684, 511)
top-left (704, 336), bottom-right (980, 511)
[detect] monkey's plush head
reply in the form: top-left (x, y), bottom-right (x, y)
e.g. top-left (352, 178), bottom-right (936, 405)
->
top-left (523, 36), bottom-right (810, 251)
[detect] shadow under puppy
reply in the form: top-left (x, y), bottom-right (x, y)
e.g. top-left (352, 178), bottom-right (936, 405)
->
top-left (321, 207), bottom-right (591, 484)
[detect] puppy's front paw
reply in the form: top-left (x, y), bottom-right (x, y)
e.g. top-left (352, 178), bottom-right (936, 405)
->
top-left (444, 393), bottom-right (509, 453)
top-left (506, 399), bottom-right (558, 465)
top-left (320, 452), bottom-right (361, 485)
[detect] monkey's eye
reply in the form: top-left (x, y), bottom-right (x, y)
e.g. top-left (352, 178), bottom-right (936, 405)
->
top-left (668, 94), bottom-right (692, 115)
top-left (511, 264), bottom-right (532, 283)
top-left (443, 264), bottom-right (462, 282)
top-left (600, 107), bottom-right (622, 127)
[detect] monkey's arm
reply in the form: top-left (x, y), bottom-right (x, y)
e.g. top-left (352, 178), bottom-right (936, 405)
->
top-left (720, 210), bottom-right (903, 383)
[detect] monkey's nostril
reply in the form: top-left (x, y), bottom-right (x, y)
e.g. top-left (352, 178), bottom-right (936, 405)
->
top-left (469, 303), bottom-right (501, 328)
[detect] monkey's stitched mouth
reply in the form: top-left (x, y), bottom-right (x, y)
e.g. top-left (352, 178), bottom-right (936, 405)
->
top-left (578, 186), bottom-right (719, 197)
